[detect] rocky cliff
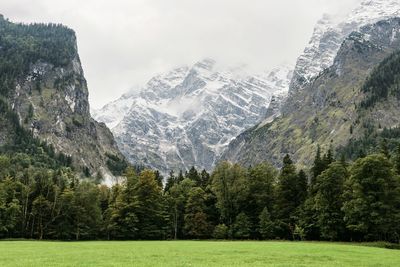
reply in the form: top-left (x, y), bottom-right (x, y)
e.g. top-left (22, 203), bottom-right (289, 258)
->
top-left (93, 60), bottom-right (292, 174)
top-left (223, 18), bottom-right (400, 168)
top-left (290, 0), bottom-right (400, 93)
top-left (0, 16), bottom-right (125, 182)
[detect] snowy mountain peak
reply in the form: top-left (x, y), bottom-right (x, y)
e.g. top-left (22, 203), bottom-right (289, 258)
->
top-left (193, 58), bottom-right (216, 71)
top-left (266, 65), bottom-right (293, 87)
top-left (348, 0), bottom-right (400, 26)
top-left (290, 0), bottom-right (400, 92)
top-left (93, 60), bottom-right (293, 174)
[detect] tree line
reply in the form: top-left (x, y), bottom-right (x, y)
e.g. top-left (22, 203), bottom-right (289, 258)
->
top-left (361, 49), bottom-right (400, 109)
top-left (1, 143), bottom-right (400, 242)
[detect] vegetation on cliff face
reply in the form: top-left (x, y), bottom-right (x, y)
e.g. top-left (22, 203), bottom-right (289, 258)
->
top-left (0, 15), bottom-right (125, 179)
top-left (0, 15), bottom-right (76, 97)
top-left (340, 48), bottom-right (400, 160)
top-left (361, 50), bottom-right (400, 109)
top-left (223, 18), bottom-right (400, 169)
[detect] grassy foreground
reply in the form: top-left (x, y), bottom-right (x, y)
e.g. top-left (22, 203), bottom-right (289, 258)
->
top-left (0, 241), bottom-right (399, 267)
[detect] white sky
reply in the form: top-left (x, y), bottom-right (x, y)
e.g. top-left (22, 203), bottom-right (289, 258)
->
top-left (1, 0), bottom-right (360, 108)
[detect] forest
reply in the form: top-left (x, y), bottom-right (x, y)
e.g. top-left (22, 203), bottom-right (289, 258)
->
top-left (1, 143), bottom-right (400, 243)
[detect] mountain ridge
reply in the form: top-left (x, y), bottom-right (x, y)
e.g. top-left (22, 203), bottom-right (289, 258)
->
top-left (290, 0), bottom-right (400, 93)
top-left (93, 60), bottom-right (293, 174)
top-left (0, 16), bottom-right (126, 183)
top-left (223, 17), bottom-right (400, 168)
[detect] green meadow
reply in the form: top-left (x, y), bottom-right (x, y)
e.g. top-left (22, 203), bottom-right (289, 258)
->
top-left (0, 241), bottom-right (399, 267)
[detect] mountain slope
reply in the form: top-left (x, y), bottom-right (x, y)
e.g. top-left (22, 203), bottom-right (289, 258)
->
top-left (94, 60), bottom-right (292, 173)
top-left (223, 18), bottom-right (400, 168)
top-left (0, 16), bottom-right (125, 181)
top-left (290, 0), bottom-right (400, 93)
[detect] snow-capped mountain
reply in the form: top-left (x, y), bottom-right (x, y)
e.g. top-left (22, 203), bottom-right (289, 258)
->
top-left (93, 59), bottom-right (292, 174)
top-left (290, 0), bottom-right (400, 92)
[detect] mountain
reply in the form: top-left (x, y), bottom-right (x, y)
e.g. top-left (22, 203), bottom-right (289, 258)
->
top-left (290, 0), bottom-right (400, 93)
top-left (93, 59), bottom-right (293, 173)
top-left (223, 17), bottom-right (400, 168)
top-left (0, 16), bottom-right (126, 182)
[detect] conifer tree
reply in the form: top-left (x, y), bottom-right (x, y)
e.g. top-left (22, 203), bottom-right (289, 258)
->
top-left (186, 166), bottom-right (201, 186)
top-left (258, 207), bottom-right (274, 240)
top-left (0, 178), bottom-right (21, 238)
top-left (167, 178), bottom-right (195, 239)
top-left (184, 187), bottom-right (210, 239)
top-left (134, 170), bottom-right (168, 239)
top-left (296, 170), bottom-right (308, 207)
top-left (275, 155), bottom-right (304, 239)
top-left (177, 170), bottom-right (185, 183)
top-left (314, 162), bottom-right (347, 240)
top-left (233, 212), bottom-right (251, 239)
top-left (211, 162), bottom-right (248, 227)
top-left (247, 163), bottom-right (277, 237)
top-left (200, 169), bottom-right (211, 189)
top-left (164, 170), bottom-right (176, 193)
top-left (394, 144), bottom-right (400, 175)
top-left (311, 145), bottom-right (325, 185)
top-left (154, 170), bottom-right (163, 188)
top-left (380, 138), bottom-right (390, 158)
top-left (343, 154), bottom-right (400, 241)
top-left (323, 145), bottom-right (334, 167)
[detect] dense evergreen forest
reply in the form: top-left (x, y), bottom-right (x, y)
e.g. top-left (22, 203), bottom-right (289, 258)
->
top-left (1, 143), bottom-right (400, 242)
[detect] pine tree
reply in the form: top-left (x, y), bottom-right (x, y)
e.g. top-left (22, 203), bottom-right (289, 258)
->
top-left (213, 224), bottom-right (228, 239)
top-left (154, 170), bottom-right (163, 188)
top-left (54, 188), bottom-right (75, 240)
top-left (0, 178), bottom-right (21, 238)
top-left (247, 163), bottom-right (277, 237)
top-left (275, 154), bottom-right (304, 239)
top-left (380, 138), bottom-right (390, 158)
top-left (184, 187), bottom-right (210, 239)
top-left (233, 212), bottom-right (251, 239)
top-left (314, 162), bottom-right (347, 240)
top-left (394, 144), bottom-right (400, 175)
top-left (211, 162), bottom-right (249, 227)
top-left (107, 183), bottom-right (139, 240)
top-left (343, 154), bottom-right (400, 241)
top-left (258, 207), bottom-right (274, 240)
top-left (311, 145), bottom-right (325, 185)
top-left (177, 170), bottom-right (185, 183)
top-left (199, 169), bottom-right (210, 189)
top-left (276, 155), bottom-right (301, 216)
top-left (298, 196), bottom-right (320, 240)
top-left (134, 170), bottom-right (168, 239)
top-left (167, 178), bottom-right (195, 239)
top-left (296, 170), bottom-right (308, 207)
top-left (323, 145), bottom-right (334, 167)
top-left (32, 195), bottom-right (52, 240)
top-left (164, 170), bottom-right (176, 193)
top-left (73, 181), bottom-right (102, 240)
top-left (186, 166), bottom-right (201, 186)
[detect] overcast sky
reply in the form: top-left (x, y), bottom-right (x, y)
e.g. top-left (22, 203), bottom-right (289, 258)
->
top-left (2, 0), bottom-right (360, 108)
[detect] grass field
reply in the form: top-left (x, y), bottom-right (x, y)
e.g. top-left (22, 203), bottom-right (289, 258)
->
top-left (0, 241), bottom-right (399, 266)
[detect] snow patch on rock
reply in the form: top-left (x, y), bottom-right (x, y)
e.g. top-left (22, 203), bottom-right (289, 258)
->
top-left (94, 59), bottom-right (293, 174)
top-left (291, 0), bottom-right (400, 92)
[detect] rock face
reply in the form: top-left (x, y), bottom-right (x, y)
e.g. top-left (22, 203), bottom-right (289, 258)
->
top-left (223, 17), bottom-right (400, 168)
top-left (93, 60), bottom-right (292, 173)
top-left (0, 17), bottom-right (125, 182)
top-left (290, 0), bottom-right (400, 93)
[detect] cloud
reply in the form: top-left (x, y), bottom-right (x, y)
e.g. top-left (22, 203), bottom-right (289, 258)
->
top-left (1, 0), bottom-right (360, 108)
